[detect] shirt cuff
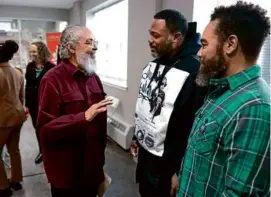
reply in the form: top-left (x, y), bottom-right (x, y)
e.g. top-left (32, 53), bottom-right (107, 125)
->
top-left (75, 112), bottom-right (87, 123)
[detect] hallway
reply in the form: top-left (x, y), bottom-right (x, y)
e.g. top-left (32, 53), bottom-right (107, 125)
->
top-left (4, 118), bottom-right (139, 197)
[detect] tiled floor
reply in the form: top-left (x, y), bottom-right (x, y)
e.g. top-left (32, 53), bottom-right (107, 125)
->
top-left (5, 118), bottom-right (140, 197)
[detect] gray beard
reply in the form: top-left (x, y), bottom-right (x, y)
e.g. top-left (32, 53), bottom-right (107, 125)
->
top-left (84, 58), bottom-right (97, 74)
top-left (77, 55), bottom-right (97, 74)
top-left (195, 72), bottom-right (210, 87)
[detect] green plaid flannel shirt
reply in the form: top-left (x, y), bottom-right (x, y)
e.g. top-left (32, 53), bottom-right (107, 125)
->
top-left (178, 65), bottom-right (270, 197)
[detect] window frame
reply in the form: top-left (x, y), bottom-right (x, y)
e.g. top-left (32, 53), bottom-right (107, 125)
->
top-left (86, 0), bottom-right (129, 90)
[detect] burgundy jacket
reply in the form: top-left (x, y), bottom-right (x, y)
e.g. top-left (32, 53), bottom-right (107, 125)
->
top-left (36, 60), bottom-right (107, 188)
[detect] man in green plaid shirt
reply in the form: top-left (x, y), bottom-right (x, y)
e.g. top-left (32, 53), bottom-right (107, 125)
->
top-left (177, 2), bottom-right (270, 197)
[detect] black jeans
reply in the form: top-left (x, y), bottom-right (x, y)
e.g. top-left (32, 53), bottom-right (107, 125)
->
top-left (28, 105), bottom-right (41, 153)
top-left (139, 177), bottom-right (171, 197)
top-left (51, 185), bottom-right (98, 197)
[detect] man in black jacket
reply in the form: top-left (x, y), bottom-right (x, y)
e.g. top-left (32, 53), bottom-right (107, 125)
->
top-left (131, 9), bottom-right (207, 197)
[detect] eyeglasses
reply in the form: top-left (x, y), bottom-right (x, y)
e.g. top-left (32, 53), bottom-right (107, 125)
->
top-left (87, 39), bottom-right (98, 48)
top-left (93, 39), bottom-right (98, 48)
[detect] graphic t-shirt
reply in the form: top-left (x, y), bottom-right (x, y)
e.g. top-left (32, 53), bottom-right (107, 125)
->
top-left (135, 61), bottom-right (189, 156)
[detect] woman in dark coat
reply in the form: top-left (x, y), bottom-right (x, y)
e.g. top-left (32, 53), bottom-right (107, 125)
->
top-left (25, 41), bottom-right (55, 164)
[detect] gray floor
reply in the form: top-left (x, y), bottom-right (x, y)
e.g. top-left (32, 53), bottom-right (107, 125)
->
top-left (5, 118), bottom-right (140, 197)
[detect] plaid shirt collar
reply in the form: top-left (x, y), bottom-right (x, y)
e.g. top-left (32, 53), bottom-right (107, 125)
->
top-left (209, 65), bottom-right (261, 91)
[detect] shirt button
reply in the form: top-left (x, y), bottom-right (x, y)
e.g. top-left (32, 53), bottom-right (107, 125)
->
top-left (200, 125), bottom-right (205, 133)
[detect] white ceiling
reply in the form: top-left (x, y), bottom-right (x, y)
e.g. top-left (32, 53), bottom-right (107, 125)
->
top-left (0, 0), bottom-right (79, 9)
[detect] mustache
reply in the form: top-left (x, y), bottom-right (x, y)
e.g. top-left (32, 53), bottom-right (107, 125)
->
top-left (85, 52), bottom-right (93, 56)
top-left (149, 44), bottom-right (155, 49)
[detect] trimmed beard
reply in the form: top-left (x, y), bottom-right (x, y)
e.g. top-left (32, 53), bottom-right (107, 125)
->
top-left (150, 38), bottom-right (174, 58)
top-left (196, 45), bottom-right (227, 87)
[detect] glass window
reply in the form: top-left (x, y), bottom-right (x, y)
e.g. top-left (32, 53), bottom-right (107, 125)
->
top-left (0, 21), bottom-right (12, 32)
top-left (87, 0), bottom-right (128, 89)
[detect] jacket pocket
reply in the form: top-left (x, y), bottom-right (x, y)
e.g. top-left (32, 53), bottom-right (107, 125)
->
top-left (89, 91), bottom-right (106, 104)
top-left (87, 77), bottom-right (106, 104)
top-left (61, 92), bottom-right (86, 114)
top-left (62, 92), bottom-right (85, 102)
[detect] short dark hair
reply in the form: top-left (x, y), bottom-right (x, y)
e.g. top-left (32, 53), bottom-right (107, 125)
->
top-left (211, 1), bottom-right (270, 60)
top-left (0, 40), bottom-right (19, 63)
top-left (154, 9), bottom-right (188, 36)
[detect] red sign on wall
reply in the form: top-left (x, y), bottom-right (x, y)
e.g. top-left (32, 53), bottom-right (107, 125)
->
top-left (46, 32), bottom-right (61, 65)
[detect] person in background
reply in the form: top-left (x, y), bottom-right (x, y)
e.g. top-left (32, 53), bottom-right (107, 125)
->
top-left (25, 41), bottom-right (55, 164)
top-left (36, 25), bottom-right (112, 197)
top-left (131, 9), bottom-right (207, 197)
top-left (177, 1), bottom-right (270, 196)
top-left (0, 40), bottom-right (26, 197)
top-left (56, 44), bottom-right (61, 65)
top-left (14, 67), bottom-right (23, 75)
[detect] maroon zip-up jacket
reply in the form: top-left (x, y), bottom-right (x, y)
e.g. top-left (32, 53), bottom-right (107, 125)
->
top-left (36, 60), bottom-right (107, 189)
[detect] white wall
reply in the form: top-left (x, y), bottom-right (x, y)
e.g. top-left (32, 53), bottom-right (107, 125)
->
top-left (162, 0), bottom-right (194, 21)
top-left (0, 5), bottom-right (69, 21)
top-left (69, 1), bottom-right (82, 25)
top-left (69, 0), bottom-right (195, 125)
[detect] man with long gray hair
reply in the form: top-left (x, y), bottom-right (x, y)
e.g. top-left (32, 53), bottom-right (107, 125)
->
top-left (36, 25), bottom-right (112, 197)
